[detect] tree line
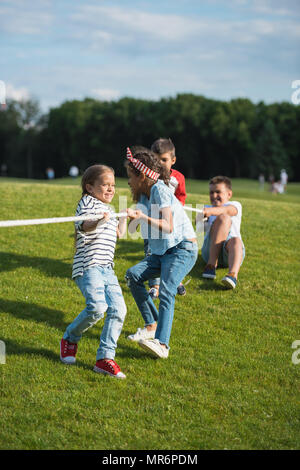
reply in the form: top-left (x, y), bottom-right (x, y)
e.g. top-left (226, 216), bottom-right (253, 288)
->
top-left (0, 94), bottom-right (299, 181)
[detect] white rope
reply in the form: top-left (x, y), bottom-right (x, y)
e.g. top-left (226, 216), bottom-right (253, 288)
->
top-left (183, 206), bottom-right (203, 214)
top-left (0, 212), bottom-right (127, 228)
top-left (0, 207), bottom-right (205, 228)
top-left (184, 206), bottom-right (207, 222)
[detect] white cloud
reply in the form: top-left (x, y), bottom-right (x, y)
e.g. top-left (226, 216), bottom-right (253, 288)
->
top-left (6, 83), bottom-right (30, 101)
top-left (230, 0), bottom-right (300, 16)
top-left (69, 3), bottom-right (300, 57)
top-left (1, 1), bottom-right (299, 109)
top-left (251, 0), bottom-right (299, 16)
top-left (71, 5), bottom-right (199, 42)
top-left (91, 88), bottom-right (120, 101)
top-left (0, 2), bottom-right (53, 35)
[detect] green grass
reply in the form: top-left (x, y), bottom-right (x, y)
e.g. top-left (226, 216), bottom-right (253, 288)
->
top-left (0, 177), bottom-right (299, 450)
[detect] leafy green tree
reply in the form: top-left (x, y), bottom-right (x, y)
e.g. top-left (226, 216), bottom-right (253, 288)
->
top-left (0, 98), bottom-right (42, 178)
top-left (0, 94), bottom-right (299, 181)
top-left (0, 100), bottom-right (21, 176)
top-left (210, 99), bottom-right (256, 178)
top-left (254, 119), bottom-right (288, 180)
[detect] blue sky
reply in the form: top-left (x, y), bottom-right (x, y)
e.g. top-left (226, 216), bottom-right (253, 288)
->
top-left (1, 0), bottom-right (300, 111)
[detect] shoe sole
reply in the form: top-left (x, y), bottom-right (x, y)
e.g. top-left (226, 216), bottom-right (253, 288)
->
top-left (93, 365), bottom-right (126, 379)
top-left (127, 334), bottom-right (155, 342)
top-left (127, 330), bottom-right (156, 342)
top-left (138, 341), bottom-right (169, 359)
top-left (221, 277), bottom-right (236, 289)
top-left (60, 356), bottom-right (76, 364)
top-left (202, 274), bottom-right (216, 279)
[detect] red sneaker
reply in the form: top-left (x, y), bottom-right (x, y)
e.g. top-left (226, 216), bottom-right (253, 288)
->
top-left (60, 338), bottom-right (78, 364)
top-left (93, 359), bottom-right (126, 379)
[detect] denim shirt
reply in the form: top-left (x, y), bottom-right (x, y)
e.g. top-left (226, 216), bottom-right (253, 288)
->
top-left (137, 180), bottom-right (196, 256)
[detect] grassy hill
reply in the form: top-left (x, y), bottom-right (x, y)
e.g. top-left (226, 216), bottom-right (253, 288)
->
top-left (0, 177), bottom-right (299, 450)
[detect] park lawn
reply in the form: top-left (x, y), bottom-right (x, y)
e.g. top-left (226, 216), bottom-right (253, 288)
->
top-left (0, 178), bottom-right (299, 450)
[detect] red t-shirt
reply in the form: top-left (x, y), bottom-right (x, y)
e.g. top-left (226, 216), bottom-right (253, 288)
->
top-left (169, 169), bottom-right (186, 205)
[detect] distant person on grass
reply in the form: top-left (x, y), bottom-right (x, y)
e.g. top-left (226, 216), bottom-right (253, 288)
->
top-left (198, 176), bottom-right (245, 289)
top-left (60, 164), bottom-right (127, 379)
top-left (69, 165), bottom-right (79, 178)
top-left (125, 147), bottom-right (198, 359)
top-left (280, 169), bottom-right (288, 193)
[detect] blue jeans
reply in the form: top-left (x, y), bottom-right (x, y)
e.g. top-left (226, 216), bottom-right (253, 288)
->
top-left (126, 240), bottom-right (198, 347)
top-left (63, 265), bottom-right (127, 360)
top-left (143, 239), bottom-right (160, 288)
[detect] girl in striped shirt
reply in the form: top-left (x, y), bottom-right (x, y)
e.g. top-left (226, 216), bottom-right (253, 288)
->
top-left (60, 164), bottom-right (127, 379)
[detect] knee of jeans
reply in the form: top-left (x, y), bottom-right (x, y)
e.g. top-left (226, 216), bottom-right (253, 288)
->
top-left (86, 300), bottom-right (107, 320)
top-left (119, 302), bottom-right (127, 321)
top-left (159, 284), bottom-right (177, 300)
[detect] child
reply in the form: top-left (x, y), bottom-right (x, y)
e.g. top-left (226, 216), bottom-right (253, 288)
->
top-left (125, 147), bottom-right (198, 358)
top-left (151, 138), bottom-right (186, 205)
top-left (60, 164), bottom-right (127, 379)
top-left (149, 138), bottom-right (187, 298)
top-left (199, 175), bottom-right (245, 289)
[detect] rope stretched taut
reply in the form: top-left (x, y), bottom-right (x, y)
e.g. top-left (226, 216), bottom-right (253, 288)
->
top-left (0, 207), bottom-right (205, 228)
top-left (0, 212), bottom-right (127, 228)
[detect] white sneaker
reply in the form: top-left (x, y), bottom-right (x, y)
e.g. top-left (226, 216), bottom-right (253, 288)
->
top-left (138, 338), bottom-right (169, 359)
top-left (127, 327), bottom-right (155, 342)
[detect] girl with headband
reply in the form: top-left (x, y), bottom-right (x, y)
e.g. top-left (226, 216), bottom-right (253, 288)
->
top-left (125, 147), bottom-right (198, 359)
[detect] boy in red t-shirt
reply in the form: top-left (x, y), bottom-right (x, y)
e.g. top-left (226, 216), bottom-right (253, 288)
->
top-left (152, 138), bottom-right (186, 205)
top-left (149, 138), bottom-right (187, 297)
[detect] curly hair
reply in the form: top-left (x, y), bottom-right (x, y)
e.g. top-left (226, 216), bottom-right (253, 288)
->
top-left (125, 146), bottom-right (170, 186)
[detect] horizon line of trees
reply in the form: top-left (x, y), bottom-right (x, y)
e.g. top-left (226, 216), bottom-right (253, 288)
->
top-left (0, 93), bottom-right (299, 182)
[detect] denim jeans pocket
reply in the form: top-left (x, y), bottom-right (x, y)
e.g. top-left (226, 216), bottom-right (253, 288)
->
top-left (177, 240), bottom-right (198, 251)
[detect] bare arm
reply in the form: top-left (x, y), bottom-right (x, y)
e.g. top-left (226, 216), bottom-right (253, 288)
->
top-left (81, 212), bottom-right (110, 232)
top-left (117, 214), bottom-right (128, 238)
top-left (127, 207), bottom-right (173, 234)
top-left (203, 205), bottom-right (237, 218)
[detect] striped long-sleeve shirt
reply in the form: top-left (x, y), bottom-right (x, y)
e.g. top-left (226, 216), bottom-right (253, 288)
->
top-left (72, 195), bottom-right (118, 279)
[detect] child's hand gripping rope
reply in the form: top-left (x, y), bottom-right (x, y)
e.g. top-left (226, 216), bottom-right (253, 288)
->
top-left (0, 208), bottom-right (205, 229)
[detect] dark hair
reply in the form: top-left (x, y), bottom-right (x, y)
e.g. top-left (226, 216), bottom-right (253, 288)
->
top-left (125, 146), bottom-right (170, 186)
top-left (209, 175), bottom-right (232, 190)
top-left (81, 164), bottom-right (114, 196)
top-left (151, 138), bottom-right (175, 158)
